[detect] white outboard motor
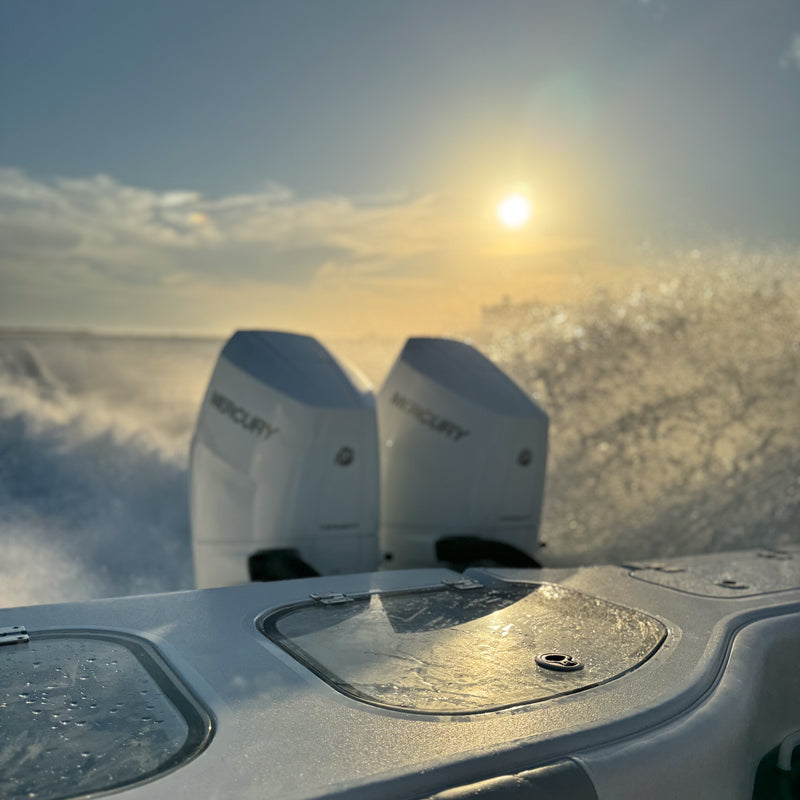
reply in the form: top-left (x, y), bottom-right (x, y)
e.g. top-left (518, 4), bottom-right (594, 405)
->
top-left (190, 331), bottom-right (379, 588)
top-left (377, 337), bottom-right (548, 570)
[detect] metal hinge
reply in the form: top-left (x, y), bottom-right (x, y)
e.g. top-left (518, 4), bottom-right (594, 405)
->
top-left (0, 626), bottom-right (29, 646)
top-left (715, 577), bottom-right (749, 590)
top-left (623, 562), bottom-right (686, 574)
top-left (442, 578), bottom-right (483, 591)
top-left (758, 550), bottom-right (793, 561)
top-left (309, 592), bottom-right (355, 605)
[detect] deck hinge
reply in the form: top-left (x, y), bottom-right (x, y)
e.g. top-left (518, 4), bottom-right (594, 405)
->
top-left (758, 550), bottom-right (793, 561)
top-left (0, 626), bottom-right (29, 646)
top-left (715, 577), bottom-right (749, 590)
top-left (309, 592), bottom-right (355, 605)
top-left (442, 577), bottom-right (483, 591)
top-left (623, 562), bottom-right (686, 574)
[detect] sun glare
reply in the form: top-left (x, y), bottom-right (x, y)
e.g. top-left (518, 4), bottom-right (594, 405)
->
top-left (497, 194), bottom-right (532, 228)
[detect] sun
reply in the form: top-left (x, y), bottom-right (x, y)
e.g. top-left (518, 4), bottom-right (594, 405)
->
top-left (497, 194), bottom-right (532, 228)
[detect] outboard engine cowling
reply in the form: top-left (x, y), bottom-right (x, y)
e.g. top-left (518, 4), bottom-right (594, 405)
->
top-left (190, 330), bottom-right (379, 588)
top-left (377, 337), bottom-right (547, 570)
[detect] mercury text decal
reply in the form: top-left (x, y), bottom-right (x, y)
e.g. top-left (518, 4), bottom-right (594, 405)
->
top-left (390, 392), bottom-right (470, 441)
top-left (209, 391), bottom-right (279, 439)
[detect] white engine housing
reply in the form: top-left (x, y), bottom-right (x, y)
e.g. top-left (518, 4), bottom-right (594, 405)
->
top-left (377, 337), bottom-right (548, 569)
top-left (190, 331), bottom-right (379, 588)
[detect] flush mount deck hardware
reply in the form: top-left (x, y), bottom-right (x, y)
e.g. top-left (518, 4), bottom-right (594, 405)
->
top-left (535, 652), bottom-right (584, 672)
top-left (309, 593), bottom-right (355, 605)
top-left (715, 578), bottom-right (749, 590)
top-left (757, 550), bottom-right (793, 561)
top-left (628, 563), bottom-right (686, 574)
top-left (442, 578), bottom-right (483, 591)
top-left (0, 625), bottom-right (29, 646)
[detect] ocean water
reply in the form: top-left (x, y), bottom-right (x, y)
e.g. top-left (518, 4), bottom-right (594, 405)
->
top-left (1, 255), bottom-right (798, 608)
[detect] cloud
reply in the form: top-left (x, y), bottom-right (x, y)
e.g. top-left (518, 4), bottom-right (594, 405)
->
top-left (0, 167), bottom-right (594, 335)
top-left (0, 169), bottom-right (442, 291)
top-left (781, 33), bottom-right (800, 69)
top-left (0, 169), bottom-right (467, 287)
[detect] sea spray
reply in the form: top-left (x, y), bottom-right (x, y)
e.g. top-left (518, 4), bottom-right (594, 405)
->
top-left (0, 337), bottom-right (216, 606)
top-left (0, 252), bottom-right (798, 605)
top-left (474, 252), bottom-right (800, 564)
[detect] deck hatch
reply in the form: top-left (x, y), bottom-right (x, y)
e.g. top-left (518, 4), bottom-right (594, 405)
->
top-left (260, 581), bottom-right (666, 715)
top-left (0, 631), bottom-right (212, 800)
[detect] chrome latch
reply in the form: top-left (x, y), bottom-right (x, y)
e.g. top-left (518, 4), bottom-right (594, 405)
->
top-left (309, 592), bottom-right (355, 605)
top-left (442, 578), bottom-right (483, 591)
top-left (0, 626), bottom-right (29, 646)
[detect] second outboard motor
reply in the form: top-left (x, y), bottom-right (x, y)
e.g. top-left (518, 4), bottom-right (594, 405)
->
top-left (377, 337), bottom-right (548, 570)
top-left (190, 331), bottom-right (379, 588)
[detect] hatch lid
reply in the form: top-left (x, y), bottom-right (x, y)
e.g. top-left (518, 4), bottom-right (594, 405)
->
top-left (260, 580), bottom-right (666, 715)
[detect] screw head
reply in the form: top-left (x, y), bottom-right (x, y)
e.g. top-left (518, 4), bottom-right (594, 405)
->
top-left (335, 447), bottom-right (354, 467)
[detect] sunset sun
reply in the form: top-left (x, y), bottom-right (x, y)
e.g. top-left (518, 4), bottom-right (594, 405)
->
top-left (496, 194), bottom-right (532, 228)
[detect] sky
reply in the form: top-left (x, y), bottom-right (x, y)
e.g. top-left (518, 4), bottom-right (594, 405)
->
top-left (1, 0), bottom-right (799, 336)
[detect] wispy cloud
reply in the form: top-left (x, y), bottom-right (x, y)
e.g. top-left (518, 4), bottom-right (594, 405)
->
top-left (780, 33), bottom-right (800, 69)
top-left (0, 168), bottom-right (592, 335)
top-left (0, 168), bottom-right (453, 289)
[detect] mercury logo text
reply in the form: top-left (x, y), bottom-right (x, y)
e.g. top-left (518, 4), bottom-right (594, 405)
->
top-left (209, 391), bottom-right (279, 439)
top-left (390, 392), bottom-right (470, 441)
